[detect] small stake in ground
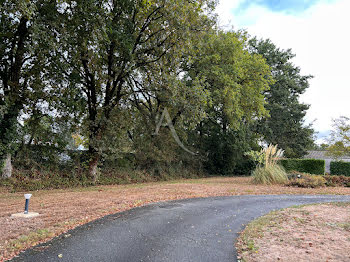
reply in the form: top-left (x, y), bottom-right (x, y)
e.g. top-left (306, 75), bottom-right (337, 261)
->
top-left (11, 194), bottom-right (39, 218)
top-left (24, 194), bottom-right (32, 214)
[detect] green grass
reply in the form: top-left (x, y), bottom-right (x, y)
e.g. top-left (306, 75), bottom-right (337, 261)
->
top-left (337, 222), bottom-right (350, 231)
top-left (252, 165), bottom-right (288, 185)
top-left (7, 228), bottom-right (55, 251)
top-left (237, 210), bottom-right (284, 257)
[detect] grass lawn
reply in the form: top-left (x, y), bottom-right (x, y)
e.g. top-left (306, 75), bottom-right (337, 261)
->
top-left (1, 176), bottom-right (350, 261)
top-left (236, 202), bottom-right (350, 262)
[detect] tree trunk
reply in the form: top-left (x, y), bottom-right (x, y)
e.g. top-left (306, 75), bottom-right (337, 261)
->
top-left (88, 153), bottom-right (100, 183)
top-left (1, 154), bottom-right (12, 178)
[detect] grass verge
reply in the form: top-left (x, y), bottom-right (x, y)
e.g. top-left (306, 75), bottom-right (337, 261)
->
top-left (236, 202), bottom-right (350, 262)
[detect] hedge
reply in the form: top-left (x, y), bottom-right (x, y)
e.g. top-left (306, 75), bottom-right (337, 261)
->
top-left (330, 161), bottom-right (350, 176)
top-left (279, 159), bottom-right (325, 175)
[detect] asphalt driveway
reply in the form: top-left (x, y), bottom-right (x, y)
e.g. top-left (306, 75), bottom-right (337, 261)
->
top-left (11, 195), bottom-right (350, 262)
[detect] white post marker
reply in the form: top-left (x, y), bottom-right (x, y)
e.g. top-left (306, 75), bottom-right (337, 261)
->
top-left (11, 194), bottom-right (39, 218)
top-left (24, 193), bottom-right (32, 214)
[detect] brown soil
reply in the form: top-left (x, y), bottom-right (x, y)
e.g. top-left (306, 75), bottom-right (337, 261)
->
top-left (237, 202), bottom-right (350, 262)
top-left (1, 176), bottom-right (350, 261)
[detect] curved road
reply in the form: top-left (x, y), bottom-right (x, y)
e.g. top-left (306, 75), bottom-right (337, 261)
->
top-left (11, 195), bottom-right (350, 262)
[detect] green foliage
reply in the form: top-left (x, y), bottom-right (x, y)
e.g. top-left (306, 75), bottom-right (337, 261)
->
top-left (251, 144), bottom-right (284, 166)
top-left (185, 30), bottom-right (272, 176)
top-left (186, 30), bottom-right (272, 127)
top-left (252, 164), bottom-right (288, 185)
top-left (280, 159), bottom-right (325, 175)
top-left (0, 0), bottom-right (64, 179)
top-left (0, 157), bottom-right (4, 171)
top-left (330, 161), bottom-right (350, 176)
top-left (197, 123), bottom-right (259, 176)
top-left (0, 0), bottom-right (59, 155)
top-left (47, 0), bottom-right (218, 180)
top-left (249, 38), bottom-right (315, 158)
top-left (233, 158), bottom-right (256, 176)
top-left (0, 160), bottom-right (205, 192)
top-left (319, 143), bottom-right (329, 150)
top-left (327, 116), bottom-right (350, 159)
top-left (286, 172), bottom-right (326, 188)
top-left (245, 150), bottom-right (265, 166)
top-left (0, 1), bottom-right (318, 185)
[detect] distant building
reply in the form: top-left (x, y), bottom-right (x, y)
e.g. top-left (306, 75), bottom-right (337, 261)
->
top-left (304, 151), bottom-right (350, 173)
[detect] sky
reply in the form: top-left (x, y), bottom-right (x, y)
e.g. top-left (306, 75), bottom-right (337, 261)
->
top-left (216, 0), bottom-right (350, 143)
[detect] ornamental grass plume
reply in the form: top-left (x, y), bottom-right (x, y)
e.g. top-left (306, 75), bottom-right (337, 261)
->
top-left (250, 144), bottom-right (288, 185)
top-left (264, 144), bottom-right (284, 167)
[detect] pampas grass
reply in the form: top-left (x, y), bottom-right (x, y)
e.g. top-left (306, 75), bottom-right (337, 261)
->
top-left (251, 144), bottom-right (287, 185)
top-left (252, 164), bottom-right (288, 185)
top-left (264, 144), bottom-right (284, 167)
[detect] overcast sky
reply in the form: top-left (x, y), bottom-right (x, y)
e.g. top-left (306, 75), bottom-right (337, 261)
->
top-left (216, 0), bottom-right (350, 143)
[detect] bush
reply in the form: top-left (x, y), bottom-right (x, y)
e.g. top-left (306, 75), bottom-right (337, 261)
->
top-left (280, 159), bottom-right (325, 175)
top-left (330, 161), bottom-right (350, 176)
top-left (0, 160), bottom-right (207, 192)
top-left (233, 158), bottom-right (256, 176)
top-left (287, 171), bottom-right (305, 180)
top-left (286, 172), bottom-right (326, 188)
top-left (252, 165), bottom-right (288, 185)
top-left (324, 175), bottom-right (350, 187)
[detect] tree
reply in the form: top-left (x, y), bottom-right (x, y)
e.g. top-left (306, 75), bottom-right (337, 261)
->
top-left (0, 0), bottom-right (58, 177)
top-left (184, 31), bottom-right (272, 175)
top-left (327, 116), bottom-right (350, 158)
top-left (249, 38), bottom-right (315, 158)
top-left (50, 0), bottom-right (217, 181)
top-left (128, 66), bottom-right (209, 171)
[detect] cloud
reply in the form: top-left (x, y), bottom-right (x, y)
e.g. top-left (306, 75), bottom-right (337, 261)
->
top-left (236, 0), bottom-right (319, 14)
top-left (216, 0), bottom-right (243, 29)
top-left (216, 0), bottom-right (350, 137)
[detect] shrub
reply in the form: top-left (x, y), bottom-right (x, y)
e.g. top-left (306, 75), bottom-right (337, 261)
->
top-left (250, 145), bottom-right (288, 185)
top-left (280, 159), bottom-right (325, 175)
top-left (287, 171), bottom-right (305, 180)
top-left (286, 172), bottom-right (326, 188)
top-left (246, 144), bottom-right (284, 167)
top-left (324, 175), bottom-right (350, 187)
top-left (233, 158), bottom-right (256, 176)
top-left (252, 165), bottom-right (288, 185)
top-left (330, 161), bottom-right (350, 176)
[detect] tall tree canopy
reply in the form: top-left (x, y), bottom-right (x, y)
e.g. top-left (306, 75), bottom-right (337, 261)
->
top-left (185, 31), bottom-right (273, 175)
top-left (249, 38), bottom-right (315, 158)
top-left (0, 0), bottom-right (60, 177)
top-left (49, 0), bottom-right (217, 181)
top-left (0, 1), bottom-right (317, 182)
